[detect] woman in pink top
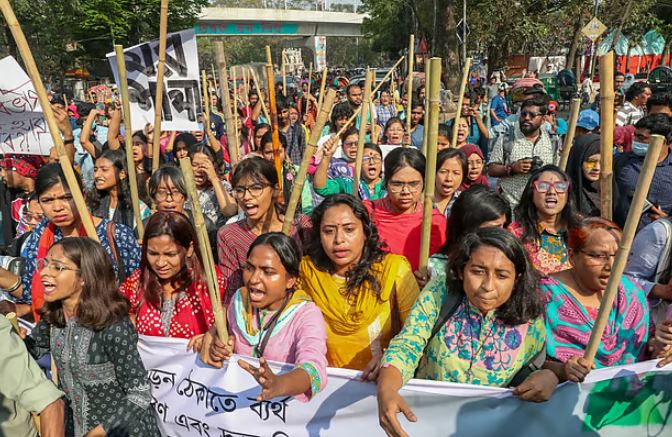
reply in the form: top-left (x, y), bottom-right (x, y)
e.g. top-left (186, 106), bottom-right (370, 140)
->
top-left (365, 147), bottom-right (447, 272)
top-left (200, 232), bottom-right (327, 402)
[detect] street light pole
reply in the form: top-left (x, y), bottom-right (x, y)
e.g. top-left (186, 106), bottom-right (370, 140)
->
top-left (462, 0), bottom-right (467, 66)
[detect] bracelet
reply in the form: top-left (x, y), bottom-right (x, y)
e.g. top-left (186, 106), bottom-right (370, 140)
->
top-left (506, 164), bottom-right (512, 176)
top-left (63, 138), bottom-right (74, 145)
top-left (2, 277), bottom-right (21, 294)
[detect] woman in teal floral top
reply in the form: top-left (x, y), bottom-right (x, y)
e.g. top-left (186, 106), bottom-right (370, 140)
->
top-left (377, 228), bottom-right (558, 437)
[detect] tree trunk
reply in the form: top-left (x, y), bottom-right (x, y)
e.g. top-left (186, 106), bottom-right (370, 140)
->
top-left (566, 17), bottom-right (584, 70)
top-left (441, 0), bottom-right (460, 92)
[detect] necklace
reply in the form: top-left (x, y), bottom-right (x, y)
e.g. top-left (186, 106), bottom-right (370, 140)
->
top-left (464, 305), bottom-right (496, 382)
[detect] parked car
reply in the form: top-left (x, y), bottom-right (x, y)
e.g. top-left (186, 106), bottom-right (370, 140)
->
top-left (648, 66), bottom-right (672, 94)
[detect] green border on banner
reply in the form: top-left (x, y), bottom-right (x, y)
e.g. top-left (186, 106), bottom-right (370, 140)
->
top-left (195, 23), bottom-right (299, 36)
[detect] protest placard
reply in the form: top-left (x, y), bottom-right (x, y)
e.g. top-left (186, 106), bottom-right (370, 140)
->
top-left (139, 335), bottom-right (672, 437)
top-left (0, 56), bottom-right (53, 155)
top-left (107, 29), bottom-right (202, 132)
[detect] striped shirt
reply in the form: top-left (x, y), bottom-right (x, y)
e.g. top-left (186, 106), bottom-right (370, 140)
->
top-left (615, 101), bottom-right (645, 127)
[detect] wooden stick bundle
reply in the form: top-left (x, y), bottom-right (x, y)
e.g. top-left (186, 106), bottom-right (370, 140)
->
top-left (266, 46), bottom-right (284, 202)
top-left (599, 52), bottom-right (615, 220)
top-left (281, 89), bottom-right (337, 235)
top-left (583, 135), bottom-right (665, 364)
top-left (0, 0), bottom-right (99, 242)
top-left (151, 0), bottom-right (170, 172)
top-left (404, 34), bottom-right (415, 147)
top-left (559, 98), bottom-right (582, 171)
top-left (451, 57), bottom-right (472, 148)
top-left (353, 70), bottom-right (373, 198)
top-left (115, 45), bottom-right (145, 240)
top-left (418, 58), bottom-right (442, 274)
top-left (214, 41), bottom-right (240, 165)
top-left (179, 158), bottom-right (229, 343)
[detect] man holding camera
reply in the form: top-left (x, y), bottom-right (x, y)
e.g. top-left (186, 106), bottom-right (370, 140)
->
top-left (487, 96), bottom-right (559, 207)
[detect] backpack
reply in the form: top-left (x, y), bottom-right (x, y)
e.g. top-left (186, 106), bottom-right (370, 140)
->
top-left (419, 288), bottom-right (547, 387)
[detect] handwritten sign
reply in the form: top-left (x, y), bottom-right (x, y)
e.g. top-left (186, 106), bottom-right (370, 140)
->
top-left (0, 56), bottom-right (54, 155)
top-left (107, 29), bottom-right (202, 132)
top-left (139, 335), bottom-right (672, 437)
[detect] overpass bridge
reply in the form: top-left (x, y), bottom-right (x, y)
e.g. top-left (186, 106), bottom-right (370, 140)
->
top-left (195, 7), bottom-right (367, 37)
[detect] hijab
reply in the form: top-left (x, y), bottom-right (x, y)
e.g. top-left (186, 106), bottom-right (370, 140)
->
top-left (459, 144), bottom-right (490, 190)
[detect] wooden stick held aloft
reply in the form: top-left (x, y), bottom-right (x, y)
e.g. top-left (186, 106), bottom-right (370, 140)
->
top-left (317, 66), bottom-right (328, 113)
top-left (266, 46), bottom-right (284, 203)
top-left (353, 70), bottom-right (373, 198)
top-left (583, 135), bottom-right (665, 364)
top-left (249, 68), bottom-right (270, 122)
top-left (404, 34), bottom-right (415, 147)
top-left (115, 45), bottom-right (145, 240)
top-left (281, 89), bottom-right (337, 235)
top-left (0, 0), bottom-right (99, 242)
top-left (179, 158), bottom-right (229, 343)
top-left (231, 66), bottom-right (240, 156)
top-left (214, 41), bottom-right (240, 166)
top-left (451, 57), bottom-right (472, 148)
top-left (151, 0), bottom-right (170, 173)
top-left (559, 98), bottom-right (582, 171)
top-left (421, 65), bottom-right (431, 156)
top-left (202, 69), bottom-right (211, 131)
top-left (599, 52), bottom-right (615, 220)
top-left (418, 58), bottom-right (442, 274)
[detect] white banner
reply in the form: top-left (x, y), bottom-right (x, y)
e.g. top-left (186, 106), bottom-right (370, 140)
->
top-left (139, 335), bottom-right (672, 437)
top-left (107, 29), bottom-right (201, 132)
top-left (0, 56), bottom-right (53, 155)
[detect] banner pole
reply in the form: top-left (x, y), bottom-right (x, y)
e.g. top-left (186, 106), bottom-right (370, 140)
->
top-left (0, 0), bottom-right (98, 242)
top-left (151, 0), bottom-right (169, 173)
top-left (115, 45), bottom-right (145, 240)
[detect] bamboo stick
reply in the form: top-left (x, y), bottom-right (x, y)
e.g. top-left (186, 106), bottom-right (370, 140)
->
top-left (332, 56), bottom-right (406, 140)
top-left (211, 64), bottom-right (219, 95)
top-left (281, 49), bottom-right (287, 97)
top-left (115, 45), bottom-right (145, 240)
top-left (306, 62), bottom-right (313, 116)
top-left (266, 46), bottom-right (284, 203)
top-left (559, 98), bottom-right (582, 171)
top-left (404, 34), bottom-right (415, 147)
top-left (421, 66), bottom-right (431, 156)
top-left (5, 312), bottom-right (20, 334)
top-left (316, 66), bottom-right (328, 113)
top-left (214, 41), bottom-right (240, 166)
top-left (243, 67), bottom-right (250, 107)
top-left (353, 70), bottom-right (373, 198)
top-left (600, 52), bottom-right (615, 220)
top-left (202, 69), bottom-right (211, 131)
top-left (0, 0), bottom-right (98, 242)
top-left (231, 66), bottom-right (240, 156)
top-left (583, 135), bottom-right (665, 364)
top-left (370, 68), bottom-right (377, 143)
top-left (281, 89), bottom-right (337, 235)
top-left (151, 0), bottom-right (169, 173)
top-left (249, 68), bottom-right (270, 122)
top-left (451, 57), bottom-right (472, 149)
top-left (179, 157), bottom-right (229, 343)
top-left (418, 58), bottom-right (442, 274)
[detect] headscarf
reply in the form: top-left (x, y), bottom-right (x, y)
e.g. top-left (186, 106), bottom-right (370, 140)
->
top-left (459, 144), bottom-right (489, 190)
top-left (566, 134), bottom-right (609, 217)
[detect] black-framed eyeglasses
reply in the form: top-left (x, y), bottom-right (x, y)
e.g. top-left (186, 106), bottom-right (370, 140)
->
top-left (388, 180), bottom-right (422, 193)
top-left (155, 190), bottom-right (185, 201)
top-left (363, 156), bottom-right (382, 163)
top-left (233, 183), bottom-right (271, 198)
top-left (520, 111), bottom-right (543, 119)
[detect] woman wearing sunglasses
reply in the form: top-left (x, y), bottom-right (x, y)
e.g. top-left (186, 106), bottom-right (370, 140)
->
top-left (509, 165), bottom-right (580, 275)
top-left (217, 157), bottom-right (309, 304)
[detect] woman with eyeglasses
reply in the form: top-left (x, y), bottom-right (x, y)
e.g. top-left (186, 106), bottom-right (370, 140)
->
top-left (434, 148), bottom-right (466, 218)
top-left (459, 144), bottom-right (490, 190)
top-left (363, 147), bottom-right (447, 272)
top-left (120, 212), bottom-right (225, 347)
top-left (25, 237), bottom-right (160, 436)
top-left (538, 217), bottom-right (663, 382)
top-left (0, 163), bottom-right (140, 320)
top-left (217, 157), bottom-right (309, 304)
top-left (509, 165), bottom-right (580, 275)
top-left (313, 139), bottom-right (386, 200)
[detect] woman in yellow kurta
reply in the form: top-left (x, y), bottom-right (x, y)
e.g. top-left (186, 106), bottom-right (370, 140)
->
top-left (299, 194), bottom-right (420, 376)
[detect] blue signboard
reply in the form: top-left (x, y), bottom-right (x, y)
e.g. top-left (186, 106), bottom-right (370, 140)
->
top-left (195, 22), bottom-right (299, 36)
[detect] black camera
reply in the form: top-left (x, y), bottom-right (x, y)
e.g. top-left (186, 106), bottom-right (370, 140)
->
top-left (530, 156), bottom-right (544, 172)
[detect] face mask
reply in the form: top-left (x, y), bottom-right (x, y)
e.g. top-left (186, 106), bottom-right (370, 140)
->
top-left (632, 141), bottom-right (649, 157)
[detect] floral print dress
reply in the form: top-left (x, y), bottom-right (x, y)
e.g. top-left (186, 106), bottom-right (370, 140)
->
top-left (382, 266), bottom-right (546, 387)
top-left (509, 221), bottom-right (572, 275)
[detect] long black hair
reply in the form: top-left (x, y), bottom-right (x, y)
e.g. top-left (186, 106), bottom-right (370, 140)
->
top-left (384, 146), bottom-right (426, 186)
top-left (448, 228), bottom-right (544, 325)
top-left (248, 232), bottom-right (302, 281)
top-left (36, 162), bottom-right (83, 198)
top-left (307, 194), bottom-right (386, 299)
top-left (441, 185), bottom-right (511, 254)
top-left (87, 149), bottom-right (133, 218)
top-left (514, 165), bottom-right (580, 245)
